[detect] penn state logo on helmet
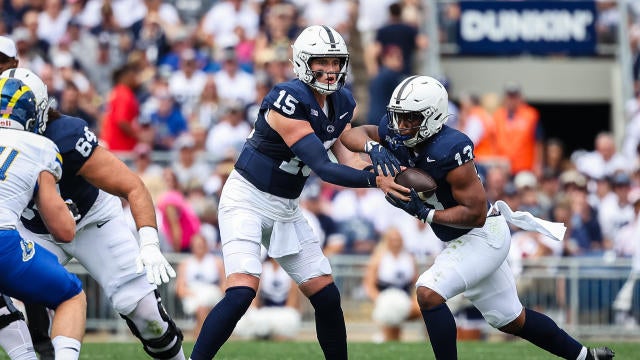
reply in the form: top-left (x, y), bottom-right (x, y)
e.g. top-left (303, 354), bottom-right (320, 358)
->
top-left (387, 75), bottom-right (449, 147)
top-left (0, 77), bottom-right (38, 132)
top-left (291, 25), bottom-right (349, 95)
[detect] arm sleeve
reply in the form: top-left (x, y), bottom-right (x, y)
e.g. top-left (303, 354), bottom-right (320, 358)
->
top-left (291, 133), bottom-right (377, 188)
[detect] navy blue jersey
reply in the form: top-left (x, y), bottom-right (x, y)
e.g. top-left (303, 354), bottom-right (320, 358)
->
top-left (21, 115), bottom-right (99, 233)
top-left (379, 116), bottom-right (478, 241)
top-left (235, 79), bottom-right (356, 199)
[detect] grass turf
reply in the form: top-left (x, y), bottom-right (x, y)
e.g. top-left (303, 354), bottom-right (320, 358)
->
top-left (1, 340), bottom-right (634, 359)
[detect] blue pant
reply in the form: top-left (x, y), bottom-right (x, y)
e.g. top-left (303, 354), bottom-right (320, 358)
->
top-left (0, 229), bottom-right (82, 309)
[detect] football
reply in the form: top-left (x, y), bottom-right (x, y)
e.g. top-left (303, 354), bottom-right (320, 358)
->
top-left (394, 168), bottom-right (437, 199)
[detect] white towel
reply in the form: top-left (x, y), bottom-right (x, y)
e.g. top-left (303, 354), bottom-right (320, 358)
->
top-left (267, 221), bottom-right (302, 258)
top-left (491, 200), bottom-right (567, 241)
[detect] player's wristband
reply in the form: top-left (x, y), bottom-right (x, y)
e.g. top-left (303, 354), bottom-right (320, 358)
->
top-left (364, 140), bottom-right (379, 153)
top-left (425, 209), bottom-right (435, 224)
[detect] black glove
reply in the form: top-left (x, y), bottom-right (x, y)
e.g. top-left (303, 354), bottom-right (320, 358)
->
top-left (365, 140), bottom-right (401, 176)
top-left (65, 199), bottom-right (81, 222)
top-left (385, 189), bottom-right (432, 223)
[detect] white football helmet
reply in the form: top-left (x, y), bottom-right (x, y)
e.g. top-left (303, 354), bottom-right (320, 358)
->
top-left (291, 25), bottom-right (349, 95)
top-left (387, 75), bottom-right (449, 147)
top-left (0, 67), bottom-right (52, 134)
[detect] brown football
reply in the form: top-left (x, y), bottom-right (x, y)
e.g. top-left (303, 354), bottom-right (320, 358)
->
top-left (394, 168), bottom-right (438, 199)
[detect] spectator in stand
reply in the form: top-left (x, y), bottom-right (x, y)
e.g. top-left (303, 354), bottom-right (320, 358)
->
top-left (355, 0), bottom-right (396, 53)
top-left (575, 132), bottom-right (632, 181)
top-left (176, 233), bottom-right (225, 339)
top-left (168, 48), bottom-right (208, 120)
top-left (598, 171), bottom-right (635, 250)
top-left (205, 99), bottom-right (252, 162)
top-left (170, 133), bottom-right (212, 191)
top-left (493, 82), bottom-right (544, 176)
top-left (484, 164), bottom-right (511, 205)
top-left (457, 92), bottom-right (499, 165)
top-left (198, 0), bottom-right (259, 53)
top-left (364, 2), bottom-right (428, 77)
top-left (300, 178), bottom-right (347, 257)
top-left (363, 227), bottom-right (419, 342)
top-left (58, 80), bottom-right (98, 130)
top-left (213, 46), bottom-right (256, 106)
top-left (191, 76), bottom-right (222, 129)
top-left (147, 89), bottom-right (188, 150)
top-left (558, 170), bottom-right (604, 256)
top-left (300, 0), bottom-right (352, 34)
top-left (543, 138), bottom-right (573, 177)
top-left (99, 63), bottom-right (142, 151)
top-left (37, 0), bottom-right (72, 47)
top-left (157, 168), bottom-right (202, 253)
top-left (11, 25), bottom-right (47, 74)
top-left (366, 45), bottom-right (405, 125)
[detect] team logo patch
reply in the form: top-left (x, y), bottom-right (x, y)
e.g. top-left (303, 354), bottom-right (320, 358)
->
top-left (20, 238), bottom-right (35, 262)
top-left (311, 109), bottom-right (319, 117)
top-left (326, 125), bottom-right (335, 133)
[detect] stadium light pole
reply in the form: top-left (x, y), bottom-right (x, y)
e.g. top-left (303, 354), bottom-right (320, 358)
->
top-left (422, 0), bottom-right (443, 78)
top-left (616, 0), bottom-right (634, 146)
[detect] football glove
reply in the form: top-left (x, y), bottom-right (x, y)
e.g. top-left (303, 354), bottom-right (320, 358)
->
top-left (365, 140), bottom-right (401, 176)
top-left (65, 199), bottom-right (81, 222)
top-left (386, 188), bottom-right (432, 223)
top-left (136, 226), bottom-right (176, 285)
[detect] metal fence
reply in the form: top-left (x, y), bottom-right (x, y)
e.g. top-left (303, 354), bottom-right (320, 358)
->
top-left (68, 254), bottom-right (639, 340)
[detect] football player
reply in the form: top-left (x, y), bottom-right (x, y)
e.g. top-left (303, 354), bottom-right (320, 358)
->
top-left (340, 75), bottom-right (615, 360)
top-left (190, 25), bottom-right (406, 360)
top-left (0, 66), bottom-right (184, 359)
top-left (0, 77), bottom-right (86, 360)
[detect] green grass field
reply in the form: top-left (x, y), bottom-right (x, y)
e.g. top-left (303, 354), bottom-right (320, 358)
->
top-left (1, 341), bottom-right (635, 359)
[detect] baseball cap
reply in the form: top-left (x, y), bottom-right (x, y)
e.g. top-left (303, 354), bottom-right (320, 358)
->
top-left (504, 81), bottom-right (521, 95)
top-left (514, 171), bottom-right (538, 190)
top-left (0, 36), bottom-right (17, 58)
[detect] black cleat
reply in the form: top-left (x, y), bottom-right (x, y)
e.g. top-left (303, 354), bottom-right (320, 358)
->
top-left (588, 347), bottom-right (615, 360)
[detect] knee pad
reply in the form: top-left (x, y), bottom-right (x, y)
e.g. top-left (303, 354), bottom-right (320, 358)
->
top-left (0, 295), bottom-right (25, 330)
top-left (120, 290), bottom-right (183, 359)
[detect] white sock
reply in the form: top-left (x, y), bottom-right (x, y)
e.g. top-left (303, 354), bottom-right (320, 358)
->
top-left (576, 346), bottom-right (588, 360)
top-left (0, 308), bottom-right (37, 360)
top-left (51, 336), bottom-right (81, 360)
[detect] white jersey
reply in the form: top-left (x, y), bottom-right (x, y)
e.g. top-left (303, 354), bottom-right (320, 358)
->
top-left (0, 129), bottom-right (61, 227)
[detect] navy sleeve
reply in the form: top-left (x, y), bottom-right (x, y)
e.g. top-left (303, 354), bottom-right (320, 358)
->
top-left (291, 134), bottom-right (377, 188)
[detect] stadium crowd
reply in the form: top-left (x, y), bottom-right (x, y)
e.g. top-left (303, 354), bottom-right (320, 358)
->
top-left (2, 0), bottom-right (640, 348)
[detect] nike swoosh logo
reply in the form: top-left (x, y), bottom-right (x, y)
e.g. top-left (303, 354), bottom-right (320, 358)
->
top-left (426, 157), bottom-right (436, 163)
top-left (96, 219), bottom-right (111, 228)
top-left (339, 112), bottom-right (349, 119)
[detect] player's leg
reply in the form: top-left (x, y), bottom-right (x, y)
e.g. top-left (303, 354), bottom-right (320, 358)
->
top-left (58, 217), bottom-right (185, 360)
top-left (415, 216), bottom-right (513, 359)
top-left (0, 232), bottom-right (85, 360)
top-left (23, 303), bottom-right (54, 360)
top-left (0, 294), bottom-right (38, 360)
top-left (190, 206), bottom-right (263, 360)
top-left (277, 218), bottom-right (346, 360)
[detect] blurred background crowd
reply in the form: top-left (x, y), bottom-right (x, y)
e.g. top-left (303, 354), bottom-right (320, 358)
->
top-left (3, 0), bottom-right (640, 341)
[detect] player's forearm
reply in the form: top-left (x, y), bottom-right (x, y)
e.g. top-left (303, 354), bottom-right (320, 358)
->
top-left (127, 184), bottom-right (158, 229)
top-left (340, 125), bottom-right (379, 152)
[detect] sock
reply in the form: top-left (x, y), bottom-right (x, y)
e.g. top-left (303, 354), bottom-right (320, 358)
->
top-left (422, 303), bottom-right (457, 360)
top-left (190, 286), bottom-right (255, 360)
top-left (51, 336), bottom-right (80, 360)
top-left (308, 283), bottom-right (348, 360)
top-left (517, 308), bottom-right (583, 359)
top-left (0, 313), bottom-right (37, 360)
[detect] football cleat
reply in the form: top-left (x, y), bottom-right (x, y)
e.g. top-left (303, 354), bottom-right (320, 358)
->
top-left (588, 346), bottom-right (615, 359)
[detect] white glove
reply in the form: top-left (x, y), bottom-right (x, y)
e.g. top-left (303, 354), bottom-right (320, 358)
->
top-left (136, 226), bottom-right (176, 285)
